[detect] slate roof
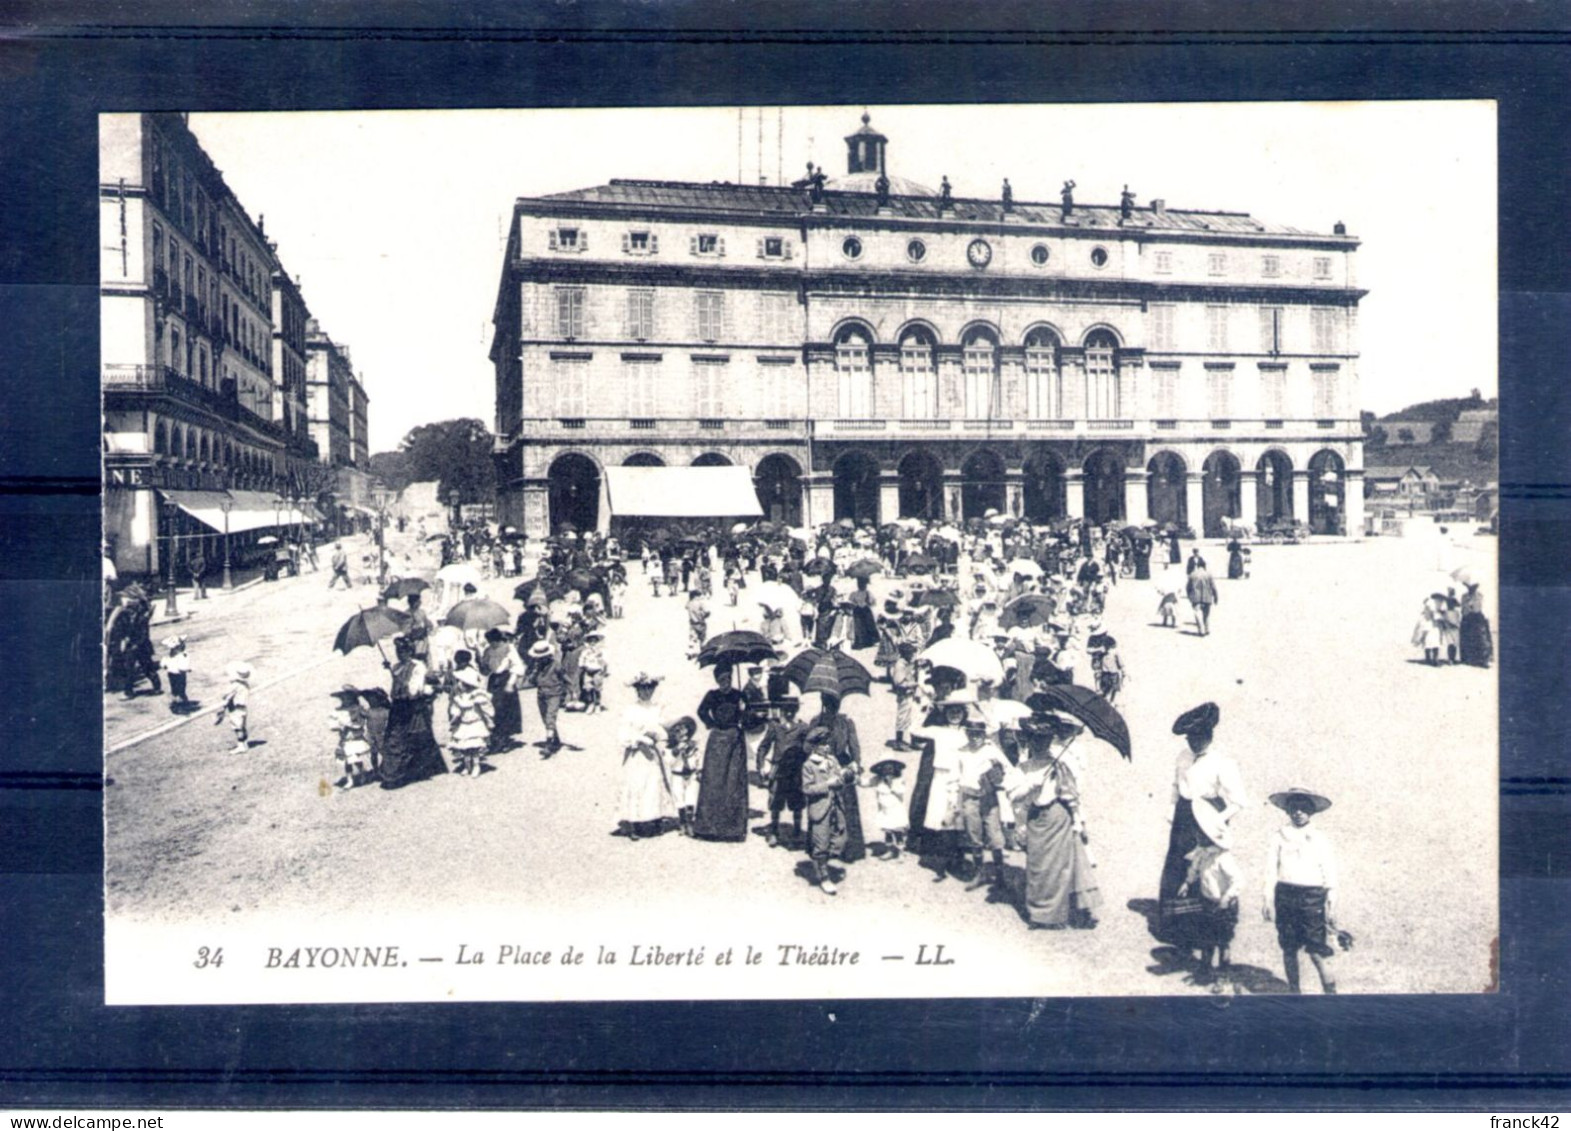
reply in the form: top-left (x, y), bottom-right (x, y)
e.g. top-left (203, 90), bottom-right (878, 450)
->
top-left (531, 179), bottom-right (1331, 237)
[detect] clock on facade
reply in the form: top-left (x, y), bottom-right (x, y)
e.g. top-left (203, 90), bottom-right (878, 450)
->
top-left (966, 238), bottom-right (992, 268)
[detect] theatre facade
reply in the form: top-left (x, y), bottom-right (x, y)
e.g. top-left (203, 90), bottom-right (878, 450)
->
top-left (492, 116), bottom-right (1366, 538)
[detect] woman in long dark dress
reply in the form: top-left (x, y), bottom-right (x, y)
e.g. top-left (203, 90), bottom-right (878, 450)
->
top-left (1226, 540), bottom-right (1245, 580)
top-left (379, 635), bottom-right (448, 790)
top-left (1156, 702), bottom-right (1246, 945)
top-left (481, 628), bottom-right (524, 751)
top-left (692, 664), bottom-right (750, 841)
top-left (1167, 528), bottom-right (1182, 566)
top-left (1458, 582), bottom-right (1493, 667)
top-left (805, 692), bottom-right (866, 863)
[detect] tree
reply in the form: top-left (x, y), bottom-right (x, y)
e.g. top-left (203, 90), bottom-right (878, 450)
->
top-left (373, 418), bottom-right (496, 507)
top-left (1397, 427), bottom-right (1415, 444)
top-left (1430, 419), bottom-right (1453, 444)
top-left (1474, 419), bottom-right (1498, 463)
top-left (1366, 425), bottom-right (1388, 448)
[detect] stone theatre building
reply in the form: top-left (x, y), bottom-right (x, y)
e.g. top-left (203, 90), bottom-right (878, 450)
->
top-left (492, 114), bottom-right (1365, 539)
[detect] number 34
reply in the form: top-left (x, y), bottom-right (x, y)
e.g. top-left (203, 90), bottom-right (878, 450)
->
top-left (193, 946), bottom-right (224, 969)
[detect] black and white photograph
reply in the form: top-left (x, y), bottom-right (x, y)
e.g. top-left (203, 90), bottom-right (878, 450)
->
top-left (99, 101), bottom-right (1499, 1004)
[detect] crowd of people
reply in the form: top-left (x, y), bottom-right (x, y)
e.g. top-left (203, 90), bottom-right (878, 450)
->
top-left (309, 512), bottom-right (1376, 994)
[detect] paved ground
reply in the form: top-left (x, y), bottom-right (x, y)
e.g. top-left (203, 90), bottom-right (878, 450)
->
top-left (103, 525), bottom-right (1498, 1001)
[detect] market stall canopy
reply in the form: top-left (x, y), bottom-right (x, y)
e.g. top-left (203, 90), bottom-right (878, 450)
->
top-left (604, 466), bottom-right (763, 519)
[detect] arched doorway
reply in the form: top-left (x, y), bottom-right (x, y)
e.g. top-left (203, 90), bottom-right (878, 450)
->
top-left (1022, 450), bottom-right (1065, 522)
top-left (1201, 450), bottom-right (1242, 537)
top-left (692, 452), bottom-right (732, 467)
top-left (1256, 451), bottom-right (1294, 526)
top-left (961, 449), bottom-right (1006, 520)
top-left (1146, 451), bottom-right (1187, 527)
top-left (832, 451), bottom-right (880, 524)
top-left (1309, 450), bottom-right (1346, 535)
top-left (754, 454), bottom-right (803, 526)
top-left (1083, 449), bottom-right (1126, 525)
top-left (548, 453), bottom-right (601, 534)
top-left (623, 452), bottom-right (665, 467)
top-left (897, 449), bottom-right (944, 520)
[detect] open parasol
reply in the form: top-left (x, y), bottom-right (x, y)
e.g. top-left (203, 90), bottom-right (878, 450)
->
top-left (436, 562), bottom-right (483, 590)
top-left (998, 593), bottom-right (1056, 629)
top-left (780, 646), bottom-right (873, 698)
top-left (903, 553), bottom-right (937, 574)
top-left (802, 557), bottom-right (835, 577)
top-left (382, 577), bottom-right (430, 600)
top-left (443, 597), bottom-right (512, 632)
top-left (333, 605), bottom-right (410, 661)
top-left (919, 638), bottom-right (1004, 684)
top-left (1026, 685), bottom-right (1132, 760)
top-left (696, 630), bottom-right (779, 669)
top-left (912, 587), bottom-right (960, 609)
top-left (845, 558), bottom-right (883, 580)
top-left (1005, 558), bottom-right (1044, 578)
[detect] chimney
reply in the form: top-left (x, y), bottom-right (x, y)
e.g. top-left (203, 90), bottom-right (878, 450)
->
top-left (1333, 221), bottom-right (1347, 235)
top-left (1152, 198), bottom-right (1167, 217)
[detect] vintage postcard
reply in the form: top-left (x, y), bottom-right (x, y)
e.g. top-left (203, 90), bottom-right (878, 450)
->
top-left (100, 102), bottom-right (1498, 1004)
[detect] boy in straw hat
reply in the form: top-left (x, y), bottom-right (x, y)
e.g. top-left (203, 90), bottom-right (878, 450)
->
top-left (161, 635), bottom-right (192, 713)
top-left (215, 663), bottom-right (252, 754)
top-left (1264, 787), bottom-right (1346, 994)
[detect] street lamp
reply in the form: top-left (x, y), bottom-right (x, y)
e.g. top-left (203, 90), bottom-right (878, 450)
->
top-left (163, 495), bottom-right (180, 617)
top-left (220, 494), bottom-right (234, 590)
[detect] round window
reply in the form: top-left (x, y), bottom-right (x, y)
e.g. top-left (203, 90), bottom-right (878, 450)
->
top-left (1030, 244), bottom-right (1050, 266)
top-left (842, 236), bottom-right (863, 260)
top-left (907, 238), bottom-right (926, 263)
top-left (1090, 246), bottom-right (1109, 268)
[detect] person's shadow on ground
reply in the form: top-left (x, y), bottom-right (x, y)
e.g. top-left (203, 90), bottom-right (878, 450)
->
top-left (1128, 898), bottom-right (1292, 993)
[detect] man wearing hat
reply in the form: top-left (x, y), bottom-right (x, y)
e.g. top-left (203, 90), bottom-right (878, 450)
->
top-left (527, 639), bottom-right (566, 755)
top-left (1264, 787), bottom-right (1344, 994)
top-left (799, 725), bottom-right (858, 894)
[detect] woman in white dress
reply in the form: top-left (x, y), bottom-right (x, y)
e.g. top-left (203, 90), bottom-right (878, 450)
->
top-left (618, 672), bottom-right (676, 840)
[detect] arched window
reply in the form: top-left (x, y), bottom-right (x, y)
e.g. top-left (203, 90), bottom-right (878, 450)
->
top-left (1085, 329), bottom-right (1121, 419)
top-left (899, 327), bottom-right (937, 419)
top-left (961, 327), bottom-right (999, 420)
top-left (834, 326), bottom-right (872, 419)
top-left (1024, 328), bottom-right (1061, 419)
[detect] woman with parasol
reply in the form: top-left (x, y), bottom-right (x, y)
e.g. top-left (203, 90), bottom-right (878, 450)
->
top-left (1157, 702), bottom-right (1247, 945)
top-left (1008, 707), bottom-right (1100, 929)
top-left (379, 635), bottom-right (448, 790)
top-left (618, 673), bottom-right (676, 841)
top-left (691, 663), bottom-right (750, 842)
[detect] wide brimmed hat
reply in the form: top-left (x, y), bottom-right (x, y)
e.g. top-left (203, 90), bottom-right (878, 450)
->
top-left (936, 688), bottom-right (977, 708)
top-left (628, 671), bottom-right (663, 688)
top-left (804, 725), bottom-right (834, 748)
top-left (1191, 796), bottom-right (1232, 849)
top-left (869, 758), bottom-right (906, 778)
top-left (526, 640), bottom-right (555, 659)
top-left (484, 627), bottom-right (512, 643)
top-left (1172, 701), bottom-right (1220, 736)
top-left (883, 600), bottom-right (902, 615)
top-left (161, 634), bottom-right (187, 650)
top-left (331, 683), bottom-right (362, 701)
top-left (1087, 633), bottom-right (1115, 650)
top-left (1019, 709), bottom-right (1084, 738)
top-left (1270, 787), bottom-right (1333, 815)
top-left (228, 663), bottom-right (252, 680)
top-left (664, 715), bottom-right (697, 738)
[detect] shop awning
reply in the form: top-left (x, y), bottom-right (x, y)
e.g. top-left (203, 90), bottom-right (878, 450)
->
top-left (160, 490), bottom-right (319, 534)
top-left (603, 466), bottom-right (763, 519)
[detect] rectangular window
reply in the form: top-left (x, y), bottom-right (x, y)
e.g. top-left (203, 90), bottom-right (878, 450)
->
top-left (694, 233), bottom-right (724, 256)
top-left (555, 357), bottom-right (588, 416)
top-left (1149, 304), bottom-right (1176, 351)
top-left (1154, 369), bottom-right (1178, 417)
top-left (1207, 370), bottom-right (1233, 418)
top-left (1153, 250), bottom-right (1173, 275)
top-left (625, 358), bottom-right (659, 417)
top-left (1260, 369), bottom-right (1286, 418)
top-left (695, 291), bottom-right (725, 342)
top-left (1258, 306), bottom-right (1283, 354)
top-left (963, 343), bottom-right (999, 420)
top-left (1311, 307), bottom-right (1337, 353)
top-left (836, 339), bottom-right (871, 418)
top-left (1023, 343), bottom-right (1058, 419)
top-left (626, 288), bottom-right (654, 340)
top-left (1313, 370), bottom-right (1338, 416)
top-left (1208, 252), bottom-right (1227, 276)
top-left (555, 286), bottom-right (585, 339)
top-left (1262, 254), bottom-right (1281, 278)
top-left (627, 230), bottom-right (650, 253)
top-left (692, 358), bottom-right (726, 418)
top-left (170, 328), bottom-right (182, 373)
top-left (902, 340), bottom-right (939, 419)
top-left (757, 292), bottom-right (793, 341)
top-left (1206, 305), bottom-right (1229, 352)
top-left (1314, 256), bottom-right (1333, 280)
top-left (552, 227), bottom-right (580, 251)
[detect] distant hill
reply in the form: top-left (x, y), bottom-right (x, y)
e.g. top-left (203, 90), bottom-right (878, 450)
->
top-left (1365, 442), bottom-right (1496, 486)
top-left (1378, 392), bottom-right (1496, 424)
